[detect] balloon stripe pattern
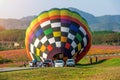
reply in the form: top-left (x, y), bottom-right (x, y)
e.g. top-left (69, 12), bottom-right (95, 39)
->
top-left (25, 8), bottom-right (91, 63)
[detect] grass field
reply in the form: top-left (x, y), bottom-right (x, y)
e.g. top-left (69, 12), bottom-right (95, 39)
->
top-left (0, 58), bottom-right (120, 80)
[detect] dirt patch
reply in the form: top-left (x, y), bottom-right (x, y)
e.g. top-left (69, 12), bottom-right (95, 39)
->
top-left (88, 45), bottom-right (120, 54)
top-left (0, 49), bottom-right (28, 63)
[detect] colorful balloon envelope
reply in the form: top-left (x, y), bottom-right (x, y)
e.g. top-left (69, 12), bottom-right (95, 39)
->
top-left (25, 8), bottom-right (91, 63)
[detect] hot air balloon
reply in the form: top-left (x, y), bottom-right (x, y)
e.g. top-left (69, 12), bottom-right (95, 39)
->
top-left (25, 8), bottom-right (91, 63)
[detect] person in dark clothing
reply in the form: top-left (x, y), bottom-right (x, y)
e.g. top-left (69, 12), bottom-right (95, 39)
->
top-left (23, 62), bottom-right (26, 67)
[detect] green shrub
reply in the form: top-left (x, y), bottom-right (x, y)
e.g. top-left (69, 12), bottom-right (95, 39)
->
top-left (0, 56), bottom-right (13, 64)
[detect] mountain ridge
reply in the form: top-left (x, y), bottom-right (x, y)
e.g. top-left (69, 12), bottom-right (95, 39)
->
top-left (0, 8), bottom-right (120, 32)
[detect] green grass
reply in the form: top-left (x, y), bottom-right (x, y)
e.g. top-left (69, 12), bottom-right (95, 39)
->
top-left (0, 67), bottom-right (102, 80)
top-left (102, 58), bottom-right (120, 66)
top-left (0, 58), bottom-right (120, 80)
top-left (78, 57), bottom-right (120, 68)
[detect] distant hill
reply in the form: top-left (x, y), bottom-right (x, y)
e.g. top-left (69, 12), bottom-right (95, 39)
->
top-left (69, 8), bottom-right (120, 32)
top-left (0, 18), bottom-right (31, 29)
top-left (69, 7), bottom-right (99, 24)
top-left (20, 15), bottom-right (36, 21)
top-left (0, 7), bottom-right (120, 32)
top-left (90, 22), bottom-right (120, 32)
top-left (91, 15), bottom-right (120, 32)
top-left (97, 15), bottom-right (120, 24)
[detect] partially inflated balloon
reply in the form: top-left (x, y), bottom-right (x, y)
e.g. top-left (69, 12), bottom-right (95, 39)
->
top-left (25, 8), bottom-right (91, 63)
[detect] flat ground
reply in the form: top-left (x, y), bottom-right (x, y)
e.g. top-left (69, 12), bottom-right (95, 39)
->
top-left (0, 58), bottom-right (120, 80)
top-left (0, 45), bottom-right (120, 80)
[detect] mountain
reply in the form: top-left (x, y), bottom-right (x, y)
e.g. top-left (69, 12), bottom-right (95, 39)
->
top-left (97, 15), bottom-right (120, 24)
top-left (0, 16), bottom-right (36, 29)
top-left (0, 8), bottom-right (120, 32)
top-left (0, 18), bottom-right (31, 29)
top-left (90, 22), bottom-right (120, 32)
top-left (20, 16), bottom-right (36, 21)
top-left (91, 15), bottom-right (120, 32)
top-left (68, 8), bottom-right (120, 32)
top-left (69, 7), bottom-right (99, 24)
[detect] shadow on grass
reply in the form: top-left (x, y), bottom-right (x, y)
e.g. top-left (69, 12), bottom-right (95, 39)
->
top-left (76, 59), bottom-right (107, 68)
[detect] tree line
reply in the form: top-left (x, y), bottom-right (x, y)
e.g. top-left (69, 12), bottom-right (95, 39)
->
top-left (92, 31), bottom-right (120, 45)
top-left (0, 29), bottom-right (120, 46)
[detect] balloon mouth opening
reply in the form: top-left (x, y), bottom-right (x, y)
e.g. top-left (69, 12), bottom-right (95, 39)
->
top-left (53, 53), bottom-right (63, 60)
top-left (53, 53), bottom-right (70, 61)
top-left (47, 48), bottom-right (70, 61)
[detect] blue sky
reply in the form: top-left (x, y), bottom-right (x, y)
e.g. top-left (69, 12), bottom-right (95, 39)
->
top-left (0, 0), bottom-right (120, 19)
